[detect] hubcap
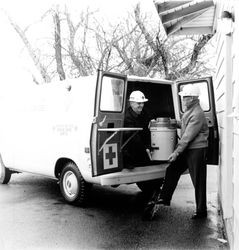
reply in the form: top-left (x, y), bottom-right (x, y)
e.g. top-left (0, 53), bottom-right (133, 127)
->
top-left (63, 171), bottom-right (78, 198)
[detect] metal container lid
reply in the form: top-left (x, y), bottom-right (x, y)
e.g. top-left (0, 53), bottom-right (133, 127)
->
top-left (156, 117), bottom-right (170, 122)
top-left (150, 117), bottom-right (177, 128)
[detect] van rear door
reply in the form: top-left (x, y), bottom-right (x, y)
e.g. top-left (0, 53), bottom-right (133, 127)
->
top-left (175, 77), bottom-right (219, 165)
top-left (90, 70), bottom-right (127, 177)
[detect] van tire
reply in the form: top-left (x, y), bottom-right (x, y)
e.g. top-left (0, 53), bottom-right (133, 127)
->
top-left (59, 162), bottom-right (91, 206)
top-left (0, 155), bottom-right (11, 184)
top-left (137, 178), bottom-right (164, 194)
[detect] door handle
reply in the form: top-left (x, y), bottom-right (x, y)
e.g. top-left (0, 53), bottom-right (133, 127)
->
top-left (99, 115), bottom-right (106, 127)
top-left (92, 115), bottom-right (107, 126)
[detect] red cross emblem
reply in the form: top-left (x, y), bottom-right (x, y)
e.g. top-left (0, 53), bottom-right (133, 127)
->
top-left (103, 143), bottom-right (118, 169)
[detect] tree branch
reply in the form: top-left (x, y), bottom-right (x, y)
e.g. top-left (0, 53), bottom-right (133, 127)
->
top-left (53, 8), bottom-right (66, 80)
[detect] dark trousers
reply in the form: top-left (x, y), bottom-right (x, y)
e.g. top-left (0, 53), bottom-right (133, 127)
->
top-left (160, 148), bottom-right (207, 213)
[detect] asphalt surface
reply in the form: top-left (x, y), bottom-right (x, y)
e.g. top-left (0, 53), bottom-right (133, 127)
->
top-left (0, 165), bottom-right (229, 250)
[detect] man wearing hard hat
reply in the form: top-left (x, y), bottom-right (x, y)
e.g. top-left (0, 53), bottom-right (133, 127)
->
top-left (156, 84), bottom-right (209, 219)
top-left (123, 90), bottom-right (151, 169)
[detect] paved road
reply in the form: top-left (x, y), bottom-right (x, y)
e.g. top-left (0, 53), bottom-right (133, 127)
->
top-left (0, 166), bottom-right (229, 250)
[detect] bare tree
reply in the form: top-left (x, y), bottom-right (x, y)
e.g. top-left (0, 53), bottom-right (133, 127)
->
top-left (133, 3), bottom-right (214, 80)
top-left (65, 7), bottom-right (96, 77)
top-left (4, 2), bottom-right (215, 83)
top-left (4, 11), bottom-right (51, 83)
top-left (53, 6), bottom-right (66, 80)
top-left (134, 4), bottom-right (169, 78)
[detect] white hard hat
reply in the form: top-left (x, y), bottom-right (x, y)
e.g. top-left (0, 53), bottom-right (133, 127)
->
top-left (179, 84), bottom-right (200, 97)
top-left (129, 90), bottom-right (148, 102)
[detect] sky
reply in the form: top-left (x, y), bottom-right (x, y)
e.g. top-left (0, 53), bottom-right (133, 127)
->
top-left (0, 0), bottom-right (159, 92)
top-left (1, 0), bottom-right (157, 28)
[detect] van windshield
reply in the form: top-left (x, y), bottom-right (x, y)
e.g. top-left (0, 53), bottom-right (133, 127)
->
top-left (100, 76), bottom-right (125, 112)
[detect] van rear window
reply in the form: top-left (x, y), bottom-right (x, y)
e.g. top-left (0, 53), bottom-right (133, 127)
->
top-left (179, 81), bottom-right (210, 112)
top-left (100, 76), bottom-right (125, 112)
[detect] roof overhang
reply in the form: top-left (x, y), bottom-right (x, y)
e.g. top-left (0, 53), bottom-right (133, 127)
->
top-left (154, 0), bottom-right (217, 36)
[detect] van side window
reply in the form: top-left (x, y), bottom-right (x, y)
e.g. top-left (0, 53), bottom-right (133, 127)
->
top-left (179, 81), bottom-right (210, 112)
top-left (100, 76), bottom-right (125, 112)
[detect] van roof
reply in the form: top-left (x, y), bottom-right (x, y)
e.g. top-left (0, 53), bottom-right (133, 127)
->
top-left (127, 75), bottom-right (173, 85)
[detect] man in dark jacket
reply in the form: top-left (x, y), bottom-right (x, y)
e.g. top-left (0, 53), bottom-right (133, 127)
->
top-left (157, 84), bottom-right (209, 219)
top-left (123, 90), bottom-right (151, 169)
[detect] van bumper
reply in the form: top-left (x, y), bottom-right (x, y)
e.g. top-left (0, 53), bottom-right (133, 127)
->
top-left (100, 163), bottom-right (169, 186)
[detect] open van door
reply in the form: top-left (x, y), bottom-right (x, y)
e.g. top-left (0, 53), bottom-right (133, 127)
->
top-left (90, 70), bottom-right (128, 176)
top-left (176, 77), bottom-right (219, 165)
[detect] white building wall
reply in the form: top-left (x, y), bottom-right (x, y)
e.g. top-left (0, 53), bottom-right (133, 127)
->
top-left (231, 1), bottom-right (239, 248)
top-left (214, 1), bottom-right (239, 248)
top-left (214, 1), bottom-right (234, 246)
top-left (214, 33), bottom-right (233, 213)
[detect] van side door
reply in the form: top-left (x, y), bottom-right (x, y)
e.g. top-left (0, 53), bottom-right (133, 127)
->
top-left (176, 77), bottom-right (219, 165)
top-left (90, 70), bottom-right (127, 177)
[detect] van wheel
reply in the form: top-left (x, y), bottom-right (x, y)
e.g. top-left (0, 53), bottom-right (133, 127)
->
top-left (0, 155), bottom-right (11, 184)
top-left (137, 178), bottom-right (164, 194)
top-left (59, 162), bottom-right (91, 206)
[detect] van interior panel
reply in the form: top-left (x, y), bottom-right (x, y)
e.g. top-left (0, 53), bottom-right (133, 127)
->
top-left (126, 81), bottom-right (175, 119)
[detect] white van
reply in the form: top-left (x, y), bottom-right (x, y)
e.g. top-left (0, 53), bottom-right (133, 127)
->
top-left (0, 70), bottom-right (219, 205)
